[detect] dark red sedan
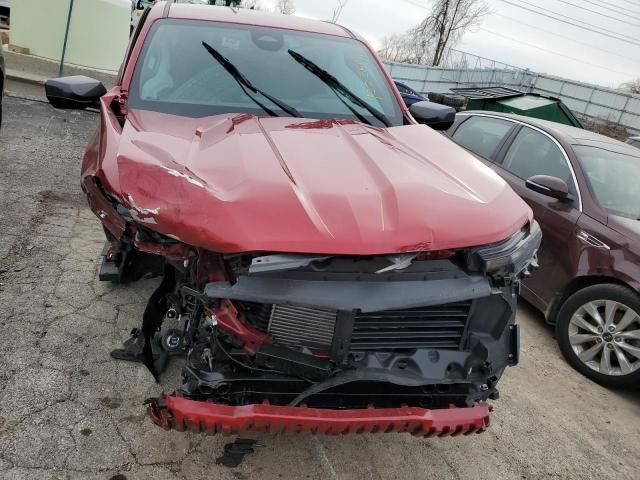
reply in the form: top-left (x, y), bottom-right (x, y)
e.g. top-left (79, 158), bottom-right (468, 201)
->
top-left (448, 112), bottom-right (640, 389)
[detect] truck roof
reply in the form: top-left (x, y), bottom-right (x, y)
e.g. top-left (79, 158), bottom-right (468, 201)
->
top-left (166, 2), bottom-right (355, 39)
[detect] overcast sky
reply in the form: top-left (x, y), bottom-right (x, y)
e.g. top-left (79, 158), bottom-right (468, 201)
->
top-left (261, 0), bottom-right (640, 89)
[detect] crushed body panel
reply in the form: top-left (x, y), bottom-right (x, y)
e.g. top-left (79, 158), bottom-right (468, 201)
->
top-left (86, 110), bottom-right (531, 255)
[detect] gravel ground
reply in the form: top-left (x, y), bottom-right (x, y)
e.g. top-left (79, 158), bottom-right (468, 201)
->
top-left (0, 96), bottom-right (638, 480)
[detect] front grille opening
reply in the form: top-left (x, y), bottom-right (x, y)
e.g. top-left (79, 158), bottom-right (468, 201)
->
top-left (237, 300), bottom-right (472, 353)
top-left (350, 301), bottom-right (472, 351)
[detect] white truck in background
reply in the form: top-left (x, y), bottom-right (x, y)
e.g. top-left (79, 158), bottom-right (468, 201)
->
top-left (131, 0), bottom-right (156, 31)
top-left (0, 0), bottom-right (10, 24)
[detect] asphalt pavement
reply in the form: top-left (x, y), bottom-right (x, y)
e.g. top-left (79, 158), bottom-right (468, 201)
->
top-left (0, 96), bottom-right (638, 480)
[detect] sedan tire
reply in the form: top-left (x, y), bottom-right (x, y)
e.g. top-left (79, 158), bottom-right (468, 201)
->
top-left (557, 284), bottom-right (640, 389)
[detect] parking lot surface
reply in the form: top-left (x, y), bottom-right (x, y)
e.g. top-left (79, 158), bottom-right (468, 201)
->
top-left (0, 96), bottom-right (638, 480)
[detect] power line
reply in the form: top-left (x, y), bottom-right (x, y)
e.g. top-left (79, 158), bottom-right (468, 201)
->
top-left (614, 0), bottom-right (640, 7)
top-left (399, 0), bottom-right (640, 34)
top-left (618, 0), bottom-right (640, 8)
top-left (402, 0), bottom-right (640, 22)
top-left (398, 0), bottom-right (431, 10)
top-left (494, 13), bottom-right (640, 64)
top-left (553, 0), bottom-right (640, 28)
top-left (499, 0), bottom-right (640, 48)
top-left (397, 0), bottom-right (640, 75)
top-left (587, 0), bottom-right (640, 18)
top-left (508, 0), bottom-right (640, 44)
top-left (576, 0), bottom-right (640, 24)
top-left (478, 28), bottom-right (639, 78)
top-left (401, 0), bottom-right (640, 37)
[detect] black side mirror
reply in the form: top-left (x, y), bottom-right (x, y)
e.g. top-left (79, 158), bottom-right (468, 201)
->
top-left (526, 175), bottom-right (570, 201)
top-left (409, 101), bottom-right (456, 130)
top-left (45, 76), bottom-right (107, 110)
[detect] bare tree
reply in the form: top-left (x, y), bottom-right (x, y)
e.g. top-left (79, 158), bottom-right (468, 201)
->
top-left (378, 28), bottom-right (432, 65)
top-left (276, 0), bottom-right (295, 15)
top-left (406, 23), bottom-right (435, 65)
top-left (621, 79), bottom-right (640, 95)
top-left (414, 0), bottom-right (489, 66)
top-left (378, 34), bottom-right (416, 64)
top-left (377, 0), bottom-right (487, 66)
top-left (328, 0), bottom-right (350, 23)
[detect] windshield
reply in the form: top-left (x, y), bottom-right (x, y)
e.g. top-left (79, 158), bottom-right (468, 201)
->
top-left (128, 19), bottom-right (404, 127)
top-left (574, 145), bottom-right (640, 219)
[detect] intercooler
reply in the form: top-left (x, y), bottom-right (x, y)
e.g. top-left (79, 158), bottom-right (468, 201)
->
top-left (240, 301), bottom-right (472, 352)
top-left (268, 304), bottom-right (337, 350)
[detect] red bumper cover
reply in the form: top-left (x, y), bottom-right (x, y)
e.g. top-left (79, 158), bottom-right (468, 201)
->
top-left (147, 394), bottom-right (492, 436)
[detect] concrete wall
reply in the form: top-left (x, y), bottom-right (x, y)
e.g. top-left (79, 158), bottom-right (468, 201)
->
top-left (384, 60), bottom-right (640, 135)
top-left (10, 0), bottom-right (131, 73)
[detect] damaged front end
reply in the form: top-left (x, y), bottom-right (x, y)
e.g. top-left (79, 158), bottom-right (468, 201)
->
top-left (109, 219), bottom-right (540, 436)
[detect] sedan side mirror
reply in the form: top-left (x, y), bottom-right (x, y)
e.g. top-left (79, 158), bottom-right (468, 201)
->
top-left (409, 101), bottom-right (456, 130)
top-left (45, 76), bottom-right (107, 110)
top-left (526, 175), bottom-right (570, 201)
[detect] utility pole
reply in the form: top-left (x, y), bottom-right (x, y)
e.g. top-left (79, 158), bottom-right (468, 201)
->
top-left (59, 0), bottom-right (75, 77)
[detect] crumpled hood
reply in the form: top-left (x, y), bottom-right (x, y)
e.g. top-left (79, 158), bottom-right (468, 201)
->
top-left (105, 110), bottom-right (531, 254)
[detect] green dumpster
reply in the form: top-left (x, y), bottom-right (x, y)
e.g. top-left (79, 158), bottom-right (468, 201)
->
top-left (451, 87), bottom-right (583, 128)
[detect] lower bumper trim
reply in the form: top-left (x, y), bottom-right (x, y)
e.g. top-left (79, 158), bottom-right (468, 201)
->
top-left (147, 394), bottom-right (492, 436)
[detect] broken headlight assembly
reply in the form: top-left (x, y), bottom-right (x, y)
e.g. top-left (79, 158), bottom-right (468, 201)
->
top-left (467, 221), bottom-right (541, 284)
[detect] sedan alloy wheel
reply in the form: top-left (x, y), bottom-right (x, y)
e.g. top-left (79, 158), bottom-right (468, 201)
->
top-left (569, 300), bottom-right (640, 376)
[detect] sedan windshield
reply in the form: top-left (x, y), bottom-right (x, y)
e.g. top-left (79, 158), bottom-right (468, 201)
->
top-left (575, 145), bottom-right (640, 219)
top-left (128, 19), bottom-right (404, 127)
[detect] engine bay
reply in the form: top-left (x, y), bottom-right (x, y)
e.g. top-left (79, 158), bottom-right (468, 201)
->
top-left (105, 224), bottom-right (540, 427)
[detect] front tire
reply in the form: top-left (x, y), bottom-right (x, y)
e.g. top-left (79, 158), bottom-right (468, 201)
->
top-left (556, 284), bottom-right (640, 389)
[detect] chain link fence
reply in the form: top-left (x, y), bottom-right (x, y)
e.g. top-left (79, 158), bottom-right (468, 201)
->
top-left (384, 49), bottom-right (640, 135)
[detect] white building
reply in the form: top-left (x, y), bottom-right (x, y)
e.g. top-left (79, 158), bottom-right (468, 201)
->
top-left (10, 0), bottom-right (131, 72)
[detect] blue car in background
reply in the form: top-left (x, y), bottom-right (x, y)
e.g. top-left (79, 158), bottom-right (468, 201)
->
top-left (394, 81), bottom-right (427, 107)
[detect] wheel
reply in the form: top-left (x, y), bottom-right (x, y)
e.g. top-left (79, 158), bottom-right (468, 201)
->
top-left (441, 95), bottom-right (467, 109)
top-left (427, 92), bottom-right (445, 104)
top-left (556, 284), bottom-right (640, 389)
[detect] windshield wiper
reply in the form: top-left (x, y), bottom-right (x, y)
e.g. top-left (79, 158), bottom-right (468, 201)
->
top-left (202, 41), bottom-right (301, 118)
top-left (287, 49), bottom-right (391, 128)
